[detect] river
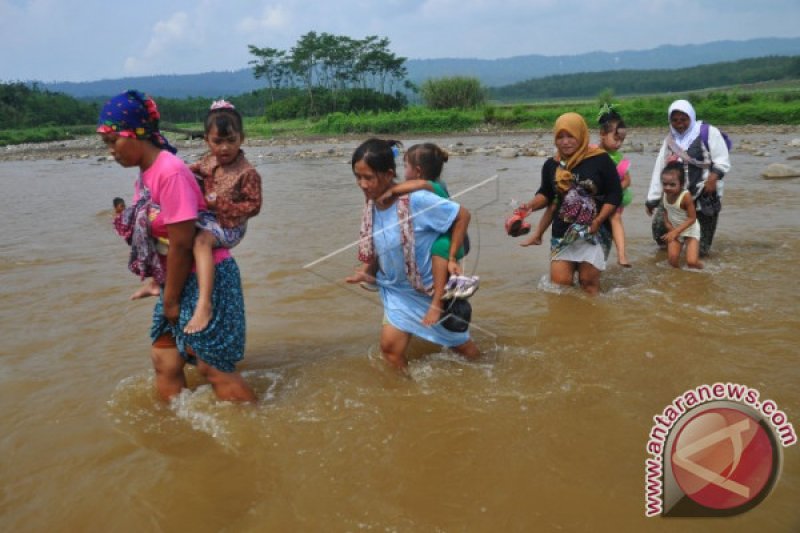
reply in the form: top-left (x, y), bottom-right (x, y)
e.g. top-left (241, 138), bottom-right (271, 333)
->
top-left (1, 128), bottom-right (798, 531)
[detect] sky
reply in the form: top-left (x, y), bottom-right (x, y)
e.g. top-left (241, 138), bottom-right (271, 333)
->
top-left (2, 0), bottom-right (799, 83)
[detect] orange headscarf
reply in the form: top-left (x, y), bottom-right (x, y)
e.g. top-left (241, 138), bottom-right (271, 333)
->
top-left (552, 112), bottom-right (605, 194)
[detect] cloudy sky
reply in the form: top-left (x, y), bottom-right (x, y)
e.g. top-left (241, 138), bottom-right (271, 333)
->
top-left (2, 0), bottom-right (799, 83)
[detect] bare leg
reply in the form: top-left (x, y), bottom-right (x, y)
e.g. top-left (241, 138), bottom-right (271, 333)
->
top-left (666, 240), bottom-right (682, 268)
top-left (452, 338), bottom-right (480, 361)
top-left (196, 359), bottom-right (256, 402)
top-left (550, 260), bottom-right (577, 288)
top-left (150, 345), bottom-right (188, 402)
top-left (577, 261), bottom-right (601, 296)
top-left (185, 231), bottom-right (216, 334)
top-left (131, 279), bottom-right (161, 300)
top-left (380, 323), bottom-right (412, 370)
top-left (684, 237), bottom-right (704, 269)
top-left (610, 209), bottom-right (630, 266)
top-left (423, 256), bottom-right (448, 326)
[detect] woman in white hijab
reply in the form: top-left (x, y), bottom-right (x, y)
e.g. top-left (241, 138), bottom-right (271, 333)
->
top-left (645, 99), bottom-right (731, 257)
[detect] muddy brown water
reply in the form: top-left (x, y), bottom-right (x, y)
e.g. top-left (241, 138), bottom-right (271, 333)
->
top-left (1, 129), bottom-right (799, 531)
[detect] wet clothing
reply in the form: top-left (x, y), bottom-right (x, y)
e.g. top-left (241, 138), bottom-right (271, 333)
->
top-left (151, 258), bottom-right (246, 373)
top-left (538, 153), bottom-right (621, 270)
top-left (647, 100), bottom-right (731, 256)
top-left (372, 190), bottom-right (470, 347)
top-left (663, 190), bottom-right (700, 241)
top-left (429, 180), bottom-right (466, 261)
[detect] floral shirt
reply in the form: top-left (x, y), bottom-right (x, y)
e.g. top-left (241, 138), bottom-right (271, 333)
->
top-left (190, 150), bottom-right (262, 228)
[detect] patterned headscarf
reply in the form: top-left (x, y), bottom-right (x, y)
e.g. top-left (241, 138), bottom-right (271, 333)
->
top-left (96, 90), bottom-right (177, 154)
top-left (552, 112), bottom-right (605, 194)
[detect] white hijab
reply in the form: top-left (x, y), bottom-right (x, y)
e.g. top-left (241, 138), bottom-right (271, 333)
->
top-left (668, 99), bottom-right (702, 151)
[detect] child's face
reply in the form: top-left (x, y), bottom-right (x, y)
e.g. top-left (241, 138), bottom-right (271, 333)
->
top-left (600, 127), bottom-right (626, 151)
top-left (205, 124), bottom-right (243, 166)
top-left (403, 157), bottom-right (422, 180)
top-left (661, 171), bottom-right (682, 196)
top-left (114, 203), bottom-right (125, 214)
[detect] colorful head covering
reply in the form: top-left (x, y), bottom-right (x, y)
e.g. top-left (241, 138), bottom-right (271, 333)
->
top-left (668, 99), bottom-right (701, 151)
top-left (96, 90), bottom-right (177, 154)
top-left (552, 112), bottom-right (605, 193)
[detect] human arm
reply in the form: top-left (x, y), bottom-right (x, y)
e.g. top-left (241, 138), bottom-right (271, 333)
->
top-left (621, 170), bottom-right (631, 190)
top-left (447, 206), bottom-right (470, 275)
top-left (519, 159), bottom-right (558, 213)
top-left (703, 126), bottom-right (731, 194)
top-left (661, 194), bottom-right (697, 243)
top-left (520, 202), bottom-right (555, 246)
top-left (646, 141), bottom-right (668, 214)
top-left (161, 220), bottom-right (196, 323)
top-left (377, 180), bottom-right (434, 208)
top-left (345, 259), bottom-right (378, 285)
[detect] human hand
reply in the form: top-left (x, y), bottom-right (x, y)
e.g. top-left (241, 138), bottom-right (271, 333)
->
top-left (205, 192), bottom-right (218, 209)
top-left (589, 219), bottom-right (601, 235)
top-left (376, 189), bottom-right (395, 208)
top-left (520, 233), bottom-right (543, 247)
top-left (660, 230), bottom-right (678, 244)
top-left (345, 269), bottom-right (376, 285)
top-left (447, 259), bottom-right (462, 276)
top-left (646, 205), bottom-right (654, 217)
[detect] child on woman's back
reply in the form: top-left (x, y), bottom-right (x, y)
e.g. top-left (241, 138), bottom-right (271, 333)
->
top-left (376, 143), bottom-right (477, 325)
top-left (660, 162), bottom-right (703, 269)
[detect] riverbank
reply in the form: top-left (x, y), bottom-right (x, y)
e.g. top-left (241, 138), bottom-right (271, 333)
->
top-left (2, 125), bottom-right (800, 163)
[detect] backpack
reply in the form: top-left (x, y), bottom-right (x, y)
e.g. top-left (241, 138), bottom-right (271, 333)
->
top-left (700, 123), bottom-right (732, 152)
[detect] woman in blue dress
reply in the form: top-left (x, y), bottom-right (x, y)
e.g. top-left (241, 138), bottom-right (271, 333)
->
top-left (346, 138), bottom-right (480, 370)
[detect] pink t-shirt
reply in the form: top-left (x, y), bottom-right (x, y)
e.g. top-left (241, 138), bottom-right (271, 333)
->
top-left (134, 151), bottom-right (231, 267)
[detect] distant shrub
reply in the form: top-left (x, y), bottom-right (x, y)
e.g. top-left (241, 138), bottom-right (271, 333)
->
top-left (421, 77), bottom-right (486, 110)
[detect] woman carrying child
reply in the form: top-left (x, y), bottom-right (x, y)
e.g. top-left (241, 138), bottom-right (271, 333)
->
top-left (516, 112), bottom-right (622, 295)
top-left (375, 143), bottom-right (478, 326)
top-left (99, 90), bottom-right (255, 402)
top-left (345, 138), bottom-right (480, 371)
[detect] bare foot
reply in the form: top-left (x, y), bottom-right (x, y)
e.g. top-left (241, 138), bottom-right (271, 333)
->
top-left (130, 280), bottom-right (161, 300)
top-left (184, 301), bottom-right (212, 334)
top-left (422, 303), bottom-right (442, 326)
top-left (520, 233), bottom-right (543, 247)
top-left (618, 257), bottom-right (632, 267)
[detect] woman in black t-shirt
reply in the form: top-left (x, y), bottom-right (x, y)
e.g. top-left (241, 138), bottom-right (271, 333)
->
top-left (518, 112), bottom-right (622, 294)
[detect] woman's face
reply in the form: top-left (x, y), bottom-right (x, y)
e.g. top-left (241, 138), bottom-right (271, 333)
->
top-left (354, 159), bottom-right (394, 201)
top-left (670, 111), bottom-right (691, 134)
top-left (100, 132), bottom-right (144, 168)
top-left (555, 130), bottom-right (580, 158)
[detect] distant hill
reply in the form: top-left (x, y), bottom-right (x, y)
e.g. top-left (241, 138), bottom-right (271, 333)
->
top-left (490, 55), bottom-right (800, 101)
top-left (41, 37), bottom-right (800, 99)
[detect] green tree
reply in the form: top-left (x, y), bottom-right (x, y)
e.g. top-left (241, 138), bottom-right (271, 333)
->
top-left (248, 46), bottom-right (290, 102)
top-left (420, 77), bottom-right (486, 110)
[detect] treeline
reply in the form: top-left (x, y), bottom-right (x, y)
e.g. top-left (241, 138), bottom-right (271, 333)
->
top-left (248, 32), bottom-right (410, 118)
top-left (490, 56), bottom-right (800, 101)
top-left (0, 82), bottom-right (97, 129)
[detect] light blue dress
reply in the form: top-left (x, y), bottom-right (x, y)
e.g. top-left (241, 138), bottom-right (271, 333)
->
top-left (373, 190), bottom-right (470, 347)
